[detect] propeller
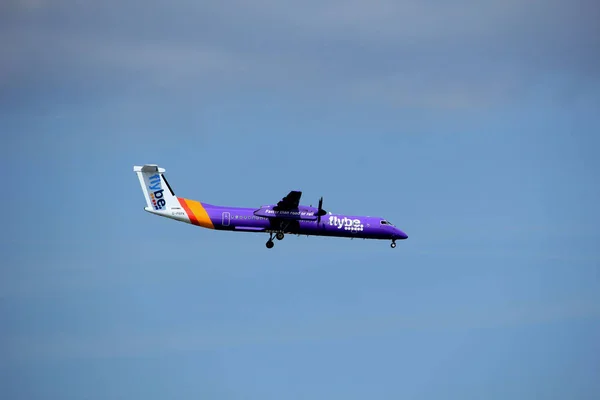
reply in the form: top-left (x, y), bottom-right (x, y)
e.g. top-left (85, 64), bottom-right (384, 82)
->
top-left (316, 196), bottom-right (326, 224)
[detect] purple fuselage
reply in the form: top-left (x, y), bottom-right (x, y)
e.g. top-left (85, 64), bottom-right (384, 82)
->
top-left (201, 203), bottom-right (408, 241)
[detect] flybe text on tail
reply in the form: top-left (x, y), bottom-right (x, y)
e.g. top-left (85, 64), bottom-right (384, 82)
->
top-left (148, 174), bottom-right (166, 210)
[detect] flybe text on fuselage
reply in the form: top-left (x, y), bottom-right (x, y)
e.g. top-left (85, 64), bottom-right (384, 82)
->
top-left (329, 215), bottom-right (364, 231)
top-left (148, 174), bottom-right (166, 210)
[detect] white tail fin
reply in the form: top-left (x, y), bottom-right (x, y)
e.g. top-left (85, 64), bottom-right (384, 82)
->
top-left (133, 164), bottom-right (215, 228)
top-left (133, 164), bottom-right (179, 211)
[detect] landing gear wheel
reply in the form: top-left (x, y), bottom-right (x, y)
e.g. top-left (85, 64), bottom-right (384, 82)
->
top-left (266, 240), bottom-right (274, 249)
top-left (391, 241), bottom-right (396, 248)
top-left (276, 232), bottom-right (285, 241)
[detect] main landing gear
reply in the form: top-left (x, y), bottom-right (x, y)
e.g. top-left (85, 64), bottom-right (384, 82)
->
top-left (266, 232), bottom-right (285, 249)
top-left (391, 240), bottom-right (397, 248)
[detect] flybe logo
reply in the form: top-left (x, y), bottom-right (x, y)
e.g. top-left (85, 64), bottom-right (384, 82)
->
top-left (329, 216), bottom-right (364, 231)
top-left (148, 174), bottom-right (166, 210)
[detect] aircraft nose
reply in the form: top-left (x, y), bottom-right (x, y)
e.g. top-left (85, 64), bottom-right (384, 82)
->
top-left (395, 229), bottom-right (408, 240)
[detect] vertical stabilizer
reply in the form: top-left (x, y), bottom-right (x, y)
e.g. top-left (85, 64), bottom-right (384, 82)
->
top-left (133, 164), bottom-right (214, 228)
top-left (133, 164), bottom-right (179, 211)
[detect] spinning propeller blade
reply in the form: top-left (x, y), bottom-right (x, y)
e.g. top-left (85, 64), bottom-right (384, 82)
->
top-left (317, 196), bottom-right (325, 223)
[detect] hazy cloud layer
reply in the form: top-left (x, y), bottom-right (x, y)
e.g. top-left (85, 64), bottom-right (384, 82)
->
top-left (1, 0), bottom-right (598, 109)
top-left (4, 297), bottom-right (599, 364)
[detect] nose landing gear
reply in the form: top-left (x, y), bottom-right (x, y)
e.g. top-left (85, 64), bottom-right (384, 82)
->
top-left (391, 240), bottom-right (397, 248)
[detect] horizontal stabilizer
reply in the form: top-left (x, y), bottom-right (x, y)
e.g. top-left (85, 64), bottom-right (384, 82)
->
top-left (133, 164), bottom-right (165, 173)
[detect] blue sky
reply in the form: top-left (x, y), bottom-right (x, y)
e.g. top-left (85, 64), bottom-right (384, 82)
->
top-left (1, 1), bottom-right (599, 399)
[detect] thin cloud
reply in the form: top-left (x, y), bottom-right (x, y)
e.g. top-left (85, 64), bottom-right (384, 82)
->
top-left (1, 0), bottom-right (597, 110)
top-left (3, 298), bottom-right (599, 364)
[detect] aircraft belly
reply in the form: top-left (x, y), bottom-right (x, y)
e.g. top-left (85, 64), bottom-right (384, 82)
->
top-left (224, 219), bottom-right (270, 231)
top-left (295, 222), bottom-right (362, 238)
top-left (234, 226), bottom-right (266, 232)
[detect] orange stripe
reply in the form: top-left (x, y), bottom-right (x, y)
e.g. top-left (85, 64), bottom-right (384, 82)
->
top-left (178, 197), bottom-right (214, 229)
top-left (178, 198), bottom-right (198, 225)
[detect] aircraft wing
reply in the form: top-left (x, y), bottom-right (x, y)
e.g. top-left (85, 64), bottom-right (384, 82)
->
top-left (275, 190), bottom-right (302, 210)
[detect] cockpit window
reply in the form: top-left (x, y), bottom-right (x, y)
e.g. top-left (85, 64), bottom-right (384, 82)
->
top-left (380, 220), bottom-right (395, 226)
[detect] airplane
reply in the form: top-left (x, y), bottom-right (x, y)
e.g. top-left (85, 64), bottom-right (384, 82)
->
top-left (133, 164), bottom-right (408, 249)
